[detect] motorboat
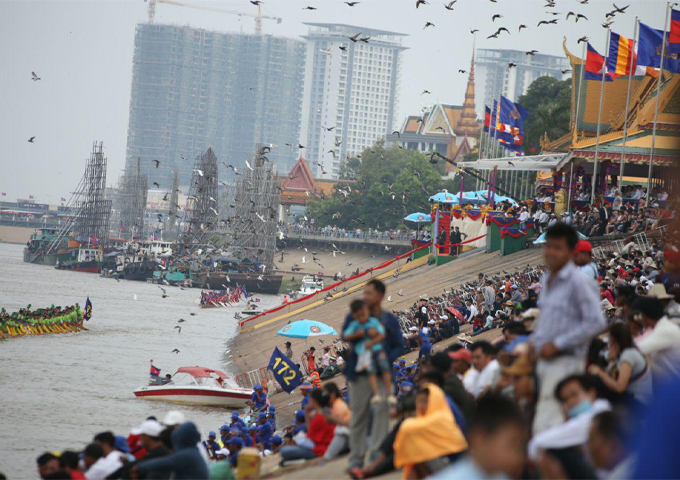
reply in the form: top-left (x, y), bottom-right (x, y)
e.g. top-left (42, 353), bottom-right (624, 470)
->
top-left (241, 301), bottom-right (263, 316)
top-left (133, 366), bottom-right (253, 407)
top-left (298, 275), bottom-right (324, 296)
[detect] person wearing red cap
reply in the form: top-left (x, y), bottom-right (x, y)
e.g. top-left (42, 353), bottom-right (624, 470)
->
top-left (658, 246), bottom-right (680, 295)
top-left (574, 240), bottom-right (598, 281)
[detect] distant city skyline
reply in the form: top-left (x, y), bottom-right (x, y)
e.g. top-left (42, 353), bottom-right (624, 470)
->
top-left (124, 23), bottom-right (305, 188)
top-left (0, 0), bottom-right (666, 202)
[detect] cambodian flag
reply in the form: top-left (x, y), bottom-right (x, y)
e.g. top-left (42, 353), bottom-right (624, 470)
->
top-left (483, 105), bottom-right (492, 133)
top-left (669, 8), bottom-right (680, 53)
top-left (585, 43), bottom-right (614, 81)
top-left (150, 364), bottom-right (161, 377)
top-left (119, 220), bottom-right (124, 231)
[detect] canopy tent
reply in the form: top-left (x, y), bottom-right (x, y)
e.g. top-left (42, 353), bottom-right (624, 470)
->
top-left (532, 230), bottom-right (588, 244)
top-left (404, 212), bottom-right (432, 223)
top-left (430, 190), bottom-right (518, 206)
top-left (462, 154), bottom-right (570, 172)
top-left (277, 319), bottom-right (337, 339)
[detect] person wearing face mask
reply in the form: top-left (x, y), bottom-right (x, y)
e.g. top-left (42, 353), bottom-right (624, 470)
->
top-left (527, 374), bottom-right (611, 462)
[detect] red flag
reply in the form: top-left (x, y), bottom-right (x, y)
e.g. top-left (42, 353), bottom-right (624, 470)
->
top-left (61, 197), bottom-right (66, 202)
top-left (670, 8), bottom-right (680, 50)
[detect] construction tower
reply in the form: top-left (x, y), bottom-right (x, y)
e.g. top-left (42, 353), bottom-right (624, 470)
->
top-left (179, 147), bottom-right (219, 249)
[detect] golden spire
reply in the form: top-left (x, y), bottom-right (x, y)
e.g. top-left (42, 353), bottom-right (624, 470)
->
top-left (454, 43), bottom-right (481, 137)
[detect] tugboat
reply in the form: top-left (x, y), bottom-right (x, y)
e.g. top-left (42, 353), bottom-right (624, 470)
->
top-left (298, 275), bottom-right (325, 296)
top-left (56, 246), bottom-right (104, 273)
top-left (192, 257), bottom-right (283, 295)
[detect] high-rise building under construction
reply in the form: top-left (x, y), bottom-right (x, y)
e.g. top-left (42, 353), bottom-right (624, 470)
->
top-left (124, 23), bottom-right (306, 189)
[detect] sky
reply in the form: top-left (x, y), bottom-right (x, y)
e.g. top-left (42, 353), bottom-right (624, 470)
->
top-left (0, 0), bottom-right (667, 203)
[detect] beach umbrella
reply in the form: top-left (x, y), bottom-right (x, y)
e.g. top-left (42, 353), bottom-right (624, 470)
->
top-left (277, 319), bottom-right (337, 339)
top-left (404, 212), bottom-right (432, 223)
top-left (446, 307), bottom-right (465, 322)
top-left (533, 231), bottom-right (588, 245)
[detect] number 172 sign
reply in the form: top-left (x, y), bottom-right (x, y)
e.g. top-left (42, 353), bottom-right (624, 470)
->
top-left (267, 347), bottom-right (303, 394)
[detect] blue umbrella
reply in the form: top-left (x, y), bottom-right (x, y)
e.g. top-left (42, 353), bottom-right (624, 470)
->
top-left (277, 320), bottom-right (337, 339)
top-left (533, 231), bottom-right (588, 245)
top-left (429, 191), bottom-right (459, 203)
top-left (404, 212), bottom-right (432, 223)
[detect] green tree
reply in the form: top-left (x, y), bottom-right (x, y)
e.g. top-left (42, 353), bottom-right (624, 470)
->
top-left (306, 142), bottom-right (454, 230)
top-left (517, 76), bottom-right (571, 153)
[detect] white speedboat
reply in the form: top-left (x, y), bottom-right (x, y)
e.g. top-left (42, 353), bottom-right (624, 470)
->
top-left (298, 275), bottom-right (324, 296)
top-left (241, 301), bottom-right (263, 316)
top-left (133, 366), bottom-right (253, 407)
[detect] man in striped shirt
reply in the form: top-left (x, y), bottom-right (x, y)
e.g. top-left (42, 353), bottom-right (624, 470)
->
top-left (529, 223), bottom-right (606, 434)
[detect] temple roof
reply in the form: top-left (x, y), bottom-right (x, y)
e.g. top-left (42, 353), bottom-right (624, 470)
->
top-left (541, 40), bottom-right (680, 166)
top-left (281, 155), bottom-right (315, 192)
top-left (279, 156), bottom-right (352, 205)
top-left (454, 48), bottom-right (481, 137)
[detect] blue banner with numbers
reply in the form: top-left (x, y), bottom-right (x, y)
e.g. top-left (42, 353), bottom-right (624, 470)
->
top-left (267, 347), bottom-right (302, 394)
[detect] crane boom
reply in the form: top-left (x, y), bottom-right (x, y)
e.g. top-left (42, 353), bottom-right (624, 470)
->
top-left (147, 0), bottom-right (283, 35)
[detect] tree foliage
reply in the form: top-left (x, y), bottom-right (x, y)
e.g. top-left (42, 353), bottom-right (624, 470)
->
top-left (306, 142), bottom-right (457, 230)
top-left (517, 76), bottom-right (571, 153)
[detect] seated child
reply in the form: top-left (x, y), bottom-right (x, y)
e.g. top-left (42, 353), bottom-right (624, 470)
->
top-left (342, 299), bottom-right (396, 405)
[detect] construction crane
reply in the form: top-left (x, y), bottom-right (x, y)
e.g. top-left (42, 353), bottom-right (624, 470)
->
top-left (145, 0), bottom-right (282, 35)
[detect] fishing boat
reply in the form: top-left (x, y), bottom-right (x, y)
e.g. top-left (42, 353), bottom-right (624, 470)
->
top-left (133, 366), bottom-right (253, 407)
top-left (24, 228), bottom-right (73, 266)
top-left (55, 247), bottom-right (104, 273)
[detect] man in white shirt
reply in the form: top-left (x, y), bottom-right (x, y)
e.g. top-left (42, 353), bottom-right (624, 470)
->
top-left (636, 297), bottom-right (680, 378)
top-left (528, 374), bottom-right (611, 461)
top-left (518, 207), bottom-right (530, 228)
top-left (465, 299), bottom-right (478, 324)
top-left (86, 432), bottom-right (125, 480)
top-left (468, 341), bottom-right (500, 399)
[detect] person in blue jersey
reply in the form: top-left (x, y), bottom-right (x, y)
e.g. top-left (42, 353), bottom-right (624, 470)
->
top-left (247, 385), bottom-right (268, 412)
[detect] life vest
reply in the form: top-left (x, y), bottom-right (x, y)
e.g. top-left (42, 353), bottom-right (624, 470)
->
top-left (308, 371), bottom-right (321, 389)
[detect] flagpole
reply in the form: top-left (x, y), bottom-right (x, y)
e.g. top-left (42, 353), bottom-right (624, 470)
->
top-left (478, 112), bottom-right (486, 160)
top-left (619, 18), bottom-right (639, 191)
top-left (645, 2), bottom-right (671, 207)
top-left (573, 41), bottom-right (587, 144)
top-left (493, 89), bottom-right (502, 159)
top-left (591, 28), bottom-right (611, 205)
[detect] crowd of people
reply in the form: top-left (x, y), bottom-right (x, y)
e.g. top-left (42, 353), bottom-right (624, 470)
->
top-left (30, 218), bottom-right (680, 479)
top-left (0, 303), bottom-right (84, 338)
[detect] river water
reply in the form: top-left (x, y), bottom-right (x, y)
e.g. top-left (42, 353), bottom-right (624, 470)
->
top-left (0, 243), bottom-right (278, 479)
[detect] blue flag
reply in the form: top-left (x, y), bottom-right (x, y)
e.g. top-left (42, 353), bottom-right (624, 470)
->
top-left (638, 22), bottom-right (680, 74)
top-left (496, 95), bottom-right (528, 153)
top-left (84, 297), bottom-right (92, 321)
top-left (267, 347), bottom-right (302, 394)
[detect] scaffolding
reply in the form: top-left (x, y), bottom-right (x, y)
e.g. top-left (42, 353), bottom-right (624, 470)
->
top-left (115, 157), bottom-right (149, 241)
top-left (166, 167), bottom-right (180, 239)
top-left (179, 147), bottom-right (219, 248)
top-left (73, 142), bottom-right (112, 240)
top-left (42, 142), bottom-right (112, 258)
top-left (220, 144), bottom-right (279, 270)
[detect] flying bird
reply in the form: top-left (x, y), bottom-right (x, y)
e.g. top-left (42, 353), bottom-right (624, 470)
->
top-left (153, 182), bottom-right (160, 188)
top-left (612, 3), bottom-right (629, 13)
top-left (416, 0), bottom-right (428, 7)
top-left (174, 326), bottom-right (182, 333)
top-left (458, 69), bottom-right (467, 73)
top-left (525, 50), bottom-right (538, 55)
top-left (28, 136), bottom-right (35, 143)
top-left (492, 14), bottom-right (503, 21)
top-left (495, 27), bottom-right (510, 35)
top-left (424, 22), bottom-right (435, 29)
top-left (344, 1), bottom-right (360, 5)
top-left (245, 160), bottom-right (254, 171)
top-left (444, 1), bottom-right (456, 10)
top-left (153, 159), bottom-right (160, 168)
top-left (250, 0), bottom-right (264, 4)
top-left (518, 24), bottom-right (528, 31)
top-left (421, 90), bottom-right (431, 95)
top-left (193, 168), bottom-right (204, 176)
top-left (172, 349), bottom-right (180, 353)
top-left (31, 71), bottom-right (41, 81)
top-left (346, 32), bottom-right (362, 42)
top-left (561, 69), bottom-right (572, 74)
top-left (487, 32), bottom-right (500, 39)
top-left (537, 19), bottom-right (558, 26)
top-left (577, 35), bottom-right (589, 44)
top-left (339, 45), bottom-right (348, 51)
top-left (470, 28), bottom-right (479, 34)
top-left (319, 48), bottom-right (332, 55)
top-left (508, 62), bottom-right (517, 68)
top-left (303, 5), bottom-right (317, 10)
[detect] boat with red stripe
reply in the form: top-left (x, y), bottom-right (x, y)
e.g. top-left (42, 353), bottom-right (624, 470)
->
top-left (133, 366), bottom-right (253, 407)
